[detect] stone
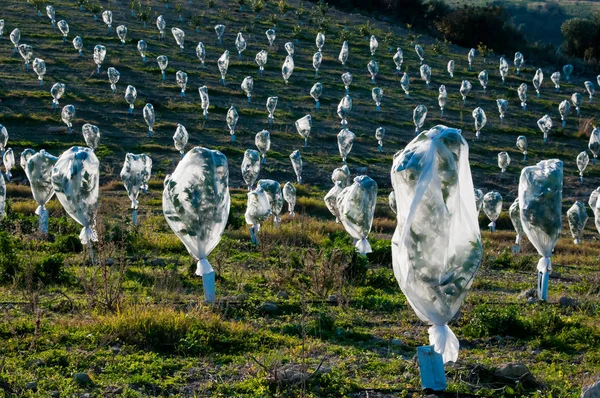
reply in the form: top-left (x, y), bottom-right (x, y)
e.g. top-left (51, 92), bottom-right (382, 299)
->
top-left (327, 294), bottom-right (338, 304)
top-left (72, 373), bottom-right (93, 387)
top-left (582, 379), bottom-right (600, 398)
top-left (276, 291), bottom-right (289, 299)
top-left (391, 338), bottom-right (403, 346)
top-left (25, 382), bottom-right (37, 391)
top-left (494, 362), bottom-right (531, 381)
top-left (559, 296), bottom-right (579, 308)
top-left (261, 302), bottom-right (278, 313)
top-left (150, 258), bottom-right (166, 267)
top-left (518, 288), bottom-right (536, 299)
top-left (527, 297), bottom-right (536, 304)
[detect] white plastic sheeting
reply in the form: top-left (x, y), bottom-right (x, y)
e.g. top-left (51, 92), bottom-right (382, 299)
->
top-left (518, 159), bottom-right (563, 301)
top-left (518, 83), bottom-right (527, 111)
top-left (367, 60), bottom-right (378, 84)
top-left (108, 67), bottom-right (120, 93)
top-left (438, 85), bottom-right (447, 116)
top-left (339, 41), bottom-right (349, 66)
top-left (61, 105), bottom-right (76, 134)
top-left (311, 83), bottom-right (323, 109)
top-left (163, 147), bottom-right (230, 303)
top-left (572, 92), bottom-right (582, 116)
top-left (532, 68), bottom-right (543, 98)
top-left (176, 71), bottom-right (188, 97)
top-left (332, 165), bottom-right (351, 188)
top-left (537, 115), bottom-right (553, 144)
top-left (413, 105), bottom-right (427, 134)
top-left (472, 107), bottom-right (486, 139)
top-left (478, 70), bottom-right (488, 93)
top-left (255, 130), bottom-right (271, 164)
top-left (255, 50), bottom-right (267, 74)
top-left (173, 124), bottom-right (189, 158)
top-left (337, 176), bottom-right (377, 255)
top-left (577, 151), bottom-right (589, 182)
top-left (218, 51), bottom-right (229, 85)
top-left (337, 95), bottom-right (352, 127)
top-left (483, 191), bottom-right (502, 232)
top-left (157, 55), bottom-right (168, 80)
top-left (460, 80), bottom-right (471, 104)
top-left (143, 104), bottom-right (155, 137)
top-left (551, 72), bottom-right (560, 92)
top-left (24, 150), bottom-right (57, 233)
top-left (372, 87), bottom-right (383, 112)
top-left (258, 179), bottom-right (283, 225)
top-left (498, 151), bottom-right (510, 174)
top-left (125, 85), bottom-right (137, 114)
top-left (497, 99), bottom-right (508, 123)
top-left (51, 146), bottom-right (99, 246)
top-left (375, 127), bottom-right (386, 152)
top-left (420, 64), bottom-right (431, 89)
top-left (401, 73), bottom-right (410, 98)
top-left (337, 128), bottom-right (355, 164)
top-left (93, 45), bottom-right (106, 74)
top-left (516, 136), bottom-right (528, 161)
top-left (567, 201), bottom-right (588, 245)
top-left (266, 96), bottom-right (277, 124)
top-left (563, 64), bottom-right (573, 81)
top-left (589, 127), bottom-right (600, 164)
top-left (283, 182), bottom-right (296, 216)
top-left (514, 52), bottom-right (524, 74)
top-left (245, 187), bottom-right (271, 245)
top-left (51, 82), bottom-right (65, 109)
top-left (120, 153), bottom-right (151, 225)
top-left (391, 125), bottom-right (482, 364)
top-left (509, 198), bottom-right (525, 247)
top-left (558, 100), bottom-right (570, 127)
top-left (290, 150), bottom-right (303, 184)
top-left (241, 76), bottom-right (254, 101)
top-left (447, 60), bottom-right (454, 78)
top-left (242, 149), bottom-right (261, 190)
top-left (82, 123), bottom-right (100, 151)
top-left (199, 86), bottom-right (209, 118)
top-left (33, 58), bottom-right (46, 85)
top-left (295, 115), bottom-right (312, 147)
top-left (226, 106), bottom-right (239, 141)
top-left (282, 55), bottom-right (294, 84)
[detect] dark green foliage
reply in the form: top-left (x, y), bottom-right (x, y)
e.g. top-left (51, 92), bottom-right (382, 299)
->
top-left (367, 238), bottom-right (391, 266)
top-left (35, 253), bottom-right (67, 283)
top-left (53, 234), bottom-right (83, 254)
top-left (436, 5), bottom-right (525, 54)
top-left (561, 15), bottom-right (600, 64)
top-left (0, 231), bottom-right (18, 282)
top-left (461, 303), bottom-right (532, 338)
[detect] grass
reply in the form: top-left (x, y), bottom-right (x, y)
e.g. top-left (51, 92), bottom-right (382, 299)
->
top-left (0, 0), bottom-right (600, 397)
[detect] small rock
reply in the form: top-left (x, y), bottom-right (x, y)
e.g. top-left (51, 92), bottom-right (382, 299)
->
top-left (518, 288), bottom-right (537, 299)
top-left (494, 362), bottom-right (531, 381)
top-left (151, 258), bottom-right (166, 267)
top-left (559, 296), bottom-right (579, 308)
top-left (261, 302), bottom-right (278, 313)
top-left (391, 338), bottom-right (403, 346)
top-left (527, 297), bottom-right (536, 304)
top-left (276, 291), bottom-right (289, 299)
top-left (582, 379), bottom-right (600, 398)
top-left (72, 373), bottom-right (93, 387)
top-left (327, 294), bottom-right (338, 304)
top-left (25, 382), bottom-right (37, 391)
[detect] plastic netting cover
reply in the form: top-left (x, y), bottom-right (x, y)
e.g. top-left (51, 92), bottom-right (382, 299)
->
top-left (337, 175), bottom-right (378, 255)
top-left (82, 124), bottom-right (100, 150)
top-left (245, 187), bottom-right (271, 226)
top-left (391, 125), bottom-right (482, 363)
top-left (282, 182), bottom-right (296, 215)
top-left (567, 201), bottom-right (588, 244)
top-left (242, 149), bottom-right (261, 189)
top-left (509, 198), bottom-right (525, 245)
top-left (120, 153), bottom-right (148, 209)
top-left (518, 159), bottom-right (563, 270)
top-left (163, 147), bottom-right (230, 276)
top-left (257, 179), bottom-right (283, 223)
top-left (25, 150), bottom-right (57, 210)
top-left (51, 146), bottom-right (99, 244)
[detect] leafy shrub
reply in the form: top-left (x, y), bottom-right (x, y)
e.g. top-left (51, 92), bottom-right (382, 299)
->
top-left (0, 231), bottom-right (18, 282)
top-left (461, 303), bottom-right (530, 338)
top-left (36, 254), bottom-right (67, 283)
top-left (367, 238), bottom-right (391, 266)
top-left (561, 16), bottom-right (600, 64)
top-left (436, 5), bottom-right (525, 54)
top-left (53, 234), bottom-right (83, 254)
